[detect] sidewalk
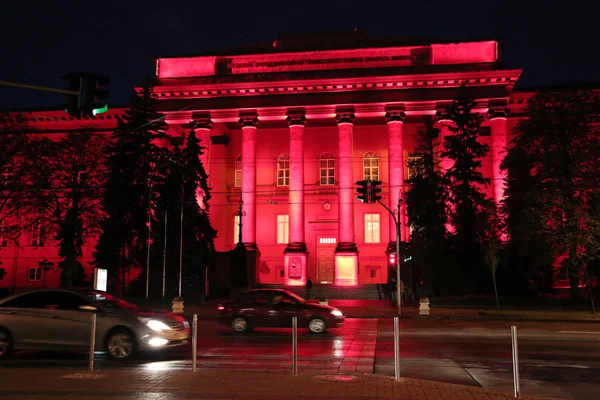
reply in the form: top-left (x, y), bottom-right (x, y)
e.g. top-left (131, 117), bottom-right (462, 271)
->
top-left (0, 368), bottom-right (554, 400)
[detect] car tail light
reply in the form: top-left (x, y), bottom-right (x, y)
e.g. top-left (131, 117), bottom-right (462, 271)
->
top-left (217, 304), bottom-right (224, 311)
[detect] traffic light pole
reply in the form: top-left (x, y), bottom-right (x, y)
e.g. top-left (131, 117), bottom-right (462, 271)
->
top-left (377, 198), bottom-right (402, 316)
top-left (0, 80), bottom-right (79, 96)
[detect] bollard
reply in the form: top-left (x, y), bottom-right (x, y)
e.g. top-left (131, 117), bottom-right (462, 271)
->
top-left (89, 313), bottom-right (96, 372)
top-left (511, 325), bottom-right (520, 398)
top-left (292, 316), bottom-right (298, 375)
top-left (192, 314), bottom-right (198, 372)
top-left (394, 317), bottom-right (400, 381)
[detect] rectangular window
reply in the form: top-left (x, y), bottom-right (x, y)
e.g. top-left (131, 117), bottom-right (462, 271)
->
top-left (407, 155), bottom-right (423, 180)
top-left (319, 157), bottom-right (335, 185)
top-left (364, 213), bottom-right (381, 244)
top-left (277, 156), bottom-right (290, 186)
top-left (29, 224), bottom-right (44, 246)
top-left (277, 215), bottom-right (289, 244)
top-left (28, 267), bottom-right (42, 281)
top-left (234, 170), bottom-right (242, 188)
top-left (233, 215), bottom-right (240, 244)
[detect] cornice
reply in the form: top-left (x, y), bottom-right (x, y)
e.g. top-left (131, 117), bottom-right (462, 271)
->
top-left (153, 69), bottom-right (523, 101)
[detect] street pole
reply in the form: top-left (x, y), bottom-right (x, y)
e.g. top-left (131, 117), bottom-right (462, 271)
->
top-left (145, 180), bottom-right (152, 299)
top-left (377, 199), bottom-right (402, 315)
top-left (178, 170), bottom-right (184, 298)
top-left (396, 200), bottom-right (402, 316)
top-left (162, 210), bottom-right (168, 300)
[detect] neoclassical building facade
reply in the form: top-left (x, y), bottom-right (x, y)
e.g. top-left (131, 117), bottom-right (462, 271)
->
top-left (2, 35), bottom-right (534, 292)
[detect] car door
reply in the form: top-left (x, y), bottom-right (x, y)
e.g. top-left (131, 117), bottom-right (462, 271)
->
top-left (0, 291), bottom-right (71, 350)
top-left (50, 291), bottom-right (99, 349)
top-left (272, 293), bottom-right (303, 328)
top-left (237, 292), bottom-right (273, 327)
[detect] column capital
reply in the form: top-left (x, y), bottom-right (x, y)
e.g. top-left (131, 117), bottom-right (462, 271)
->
top-left (238, 114), bottom-right (259, 128)
top-left (488, 107), bottom-right (510, 120)
top-left (335, 109), bottom-right (355, 125)
top-left (191, 117), bottom-right (213, 130)
top-left (435, 108), bottom-right (452, 123)
top-left (385, 109), bottom-right (406, 123)
top-left (286, 111), bottom-right (306, 126)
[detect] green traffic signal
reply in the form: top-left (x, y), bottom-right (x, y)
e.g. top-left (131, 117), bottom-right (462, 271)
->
top-left (356, 180), bottom-right (370, 203)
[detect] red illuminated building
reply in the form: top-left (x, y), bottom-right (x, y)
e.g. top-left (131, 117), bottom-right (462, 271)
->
top-left (1, 33), bottom-right (554, 294)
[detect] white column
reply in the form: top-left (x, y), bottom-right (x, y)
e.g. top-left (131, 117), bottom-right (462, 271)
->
top-left (386, 109), bottom-right (406, 243)
top-left (286, 112), bottom-right (306, 249)
top-left (239, 114), bottom-right (258, 247)
top-left (335, 110), bottom-right (357, 251)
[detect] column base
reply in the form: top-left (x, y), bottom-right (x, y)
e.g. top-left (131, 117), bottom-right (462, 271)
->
top-left (335, 242), bottom-right (358, 253)
top-left (334, 251), bottom-right (358, 286)
top-left (284, 252), bottom-right (307, 287)
top-left (284, 242), bottom-right (308, 253)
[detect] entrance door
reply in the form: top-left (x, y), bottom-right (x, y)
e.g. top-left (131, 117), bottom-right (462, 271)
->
top-left (316, 237), bottom-right (336, 284)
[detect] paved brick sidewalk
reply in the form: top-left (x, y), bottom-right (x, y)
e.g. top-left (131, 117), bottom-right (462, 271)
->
top-left (0, 368), bottom-right (554, 400)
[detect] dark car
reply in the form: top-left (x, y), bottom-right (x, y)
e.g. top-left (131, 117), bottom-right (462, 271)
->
top-left (0, 289), bottom-right (189, 360)
top-left (217, 289), bottom-right (344, 333)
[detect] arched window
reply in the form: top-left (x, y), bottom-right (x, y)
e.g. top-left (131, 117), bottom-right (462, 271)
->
top-left (319, 153), bottom-right (335, 185)
top-left (363, 152), bottom-right (379, 181)
top-left (234, 156), bottom-right (242, 187)
top-left (276, 154), bottom-right (290, 186)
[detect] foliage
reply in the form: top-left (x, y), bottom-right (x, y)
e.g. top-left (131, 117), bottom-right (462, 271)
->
top-left (508, 89), bottom-right (600, 302)
top-left (94, 84), bottom-right (167, 292)
top-left (443, 88), bottom-right (497, 293)
top-left (23, 131), bottom-right (108, 287)
top-left (405, 117), bottom-right (452, 295)
top-left (0, 113), bottom-right (30, 241)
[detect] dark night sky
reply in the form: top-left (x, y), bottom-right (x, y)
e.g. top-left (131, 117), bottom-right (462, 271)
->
top-left (2, 0), bottom-right (598, 110)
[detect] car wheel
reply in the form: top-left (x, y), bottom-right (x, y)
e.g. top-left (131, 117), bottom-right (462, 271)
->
top-left (106, 329), bottom-right (136, 360)
top-left (0, 328), bottom-right (13, 359)
top-left (232, 317), bottom-right (249, 333)
top-left (308, 317), bottom-right (327, 334)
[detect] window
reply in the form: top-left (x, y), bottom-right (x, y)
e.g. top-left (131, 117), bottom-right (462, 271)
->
top-left (0, 291), bottom-right (93, 310)
top-left (234, 156), bottom-right (242, 187)
top-left (276, 154), bottom-right (290, 186)
top-left (363, 152), bottom-right (379, 181)
top-left (319, 153), bottom-right (335, 185)
top-left (29, 224), bottom-right (44, 246)
top-left (28, 267), bottom-right (42, 281)
top-left (319, 237), bottom-right (337, 244)
top-left (234, 215), bottom-right (240, 244)
top-left (407, 154), bottom-right (424, 180)
top-left (277, 214), bottom-right (289, 244)
top-left (364, 213), bottom-right (381, 243)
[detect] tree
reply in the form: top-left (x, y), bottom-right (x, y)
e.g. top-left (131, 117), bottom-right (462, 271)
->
top-left (405, 117), bottom-right (452, 295)
top-left (0, 113), bottom-right (30, 243)
top-left (501, 145), bottom-right (553, 294)
top-left (94, 84), bottom-right (167, 294)
top-left (24, 131), bottom-right (108, 287)
top-left (178, 123), bottom-right (216, 299)
top-left (443, 89), bottom-right (497, 293)
top-left (509, 89), bottom-right (600, 304)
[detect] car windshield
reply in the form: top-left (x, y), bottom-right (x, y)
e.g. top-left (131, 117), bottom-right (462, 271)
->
top-left (85, 291), bottom-right (139, 311)
top-left (283, 291), bottom-right (306, 304)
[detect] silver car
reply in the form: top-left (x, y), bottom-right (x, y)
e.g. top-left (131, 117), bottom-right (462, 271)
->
top-left (0, 289), bottom-right (190, 360)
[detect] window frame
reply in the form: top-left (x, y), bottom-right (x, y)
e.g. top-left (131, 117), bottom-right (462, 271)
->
top-left (319, 153), bottom-right (335, 186)
top-left (363, 151), bottom-right (380, 181)
top-left (276, 154), bottom-right (290, 187)
top-left (234, 155), bottom-right (242, 188)
top-left (276, 214), bottom-right (289, 244)
top-left (364, 213), bottom-right (381, 244)
top-left (28, 267), bottom-right (42, 282)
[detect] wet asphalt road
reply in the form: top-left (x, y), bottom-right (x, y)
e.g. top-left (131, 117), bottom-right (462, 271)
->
top-left (2, 317), bottom-right (600, 399)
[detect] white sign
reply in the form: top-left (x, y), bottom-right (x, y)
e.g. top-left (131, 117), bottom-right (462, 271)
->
top-left (93, 268), bottom-right (107, 292)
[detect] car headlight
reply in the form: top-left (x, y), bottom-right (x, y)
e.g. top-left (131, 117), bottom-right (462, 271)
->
top-left (331, 310), bottom-right (343, 317)
top-left (138, 318), bottom-right (171, 332)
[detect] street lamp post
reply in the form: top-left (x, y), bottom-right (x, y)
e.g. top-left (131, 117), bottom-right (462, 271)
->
top-left (377, 199), bottom-right (402, 315)
top-left (234, 200), bottom-right (246, 244)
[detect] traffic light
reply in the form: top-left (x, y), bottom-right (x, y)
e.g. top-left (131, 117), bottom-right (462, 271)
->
top-left (60, 72), bottom-right (83, 118)
top-left (81, 73), bottom-right (110, 117)
top-left (356, 180), bottom-right (369, 203)
top-left (370, 180), bottom-right (382, 203)
top-left (388, 252), bottom-right (396, 267)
